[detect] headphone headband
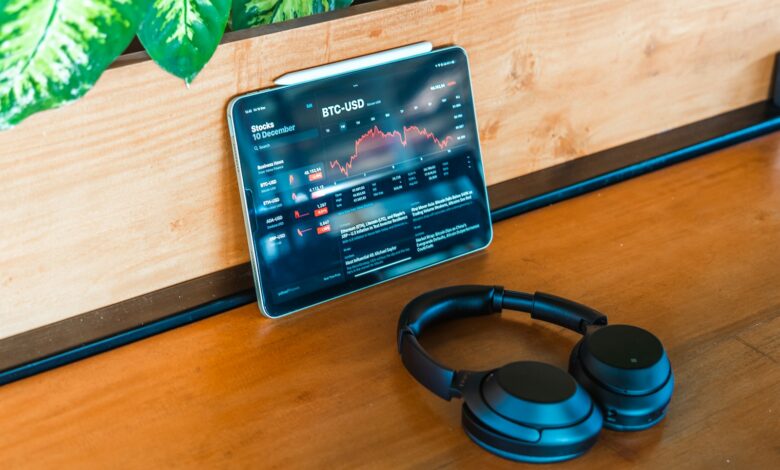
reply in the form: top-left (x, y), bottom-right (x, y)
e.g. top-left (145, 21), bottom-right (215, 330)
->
top-left (397, 285), bottom-right (608, 400)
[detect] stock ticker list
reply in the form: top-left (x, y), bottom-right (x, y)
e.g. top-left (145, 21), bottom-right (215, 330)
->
top-left (235, 56), bottom-right (490, 304)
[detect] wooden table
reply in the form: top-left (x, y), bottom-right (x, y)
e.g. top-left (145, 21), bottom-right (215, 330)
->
top-left (1, 134), bottom-right (779, 468)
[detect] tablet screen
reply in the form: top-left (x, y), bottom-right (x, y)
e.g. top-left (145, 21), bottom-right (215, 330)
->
top-left (228, 47), bottom-right (492, 317)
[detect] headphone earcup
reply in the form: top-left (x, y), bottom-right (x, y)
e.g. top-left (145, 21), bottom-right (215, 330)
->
top-left (569, 325), bottom-right (674, 431)
top-left (461, 361), bottom-right (602, 463)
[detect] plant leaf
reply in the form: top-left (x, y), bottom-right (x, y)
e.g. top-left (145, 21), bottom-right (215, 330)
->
top-left (232, 0), bottom-right (353, 30)
top-left (138, 0), bottom-right (230, 85)
top-left (0, 0), bottom-right (151, 130)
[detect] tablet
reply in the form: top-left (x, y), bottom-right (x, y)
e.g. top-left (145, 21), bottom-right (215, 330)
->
top-left (228, 46), bottom-right (492, 317)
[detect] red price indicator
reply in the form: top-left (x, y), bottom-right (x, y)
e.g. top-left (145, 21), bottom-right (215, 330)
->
top-left (314, 206), bottom-right (329, 217)
top-left (316, 224), bottom-right (331, 235)
top-left (308, 171), bottom-right (323, 182)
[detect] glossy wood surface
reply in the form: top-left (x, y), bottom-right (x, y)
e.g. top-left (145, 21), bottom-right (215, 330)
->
top-left (2, 0), bottom-right (780, 339)
top-left (1, 134), bottom-right (779, 468)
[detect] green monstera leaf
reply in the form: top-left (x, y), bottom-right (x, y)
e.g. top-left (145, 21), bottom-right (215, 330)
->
top-left (232, 0), bottom-right (352, 30)
top-left (0, 0), bottom-right (151, 130)
top-left (138, 0), bottom-right (231, 84)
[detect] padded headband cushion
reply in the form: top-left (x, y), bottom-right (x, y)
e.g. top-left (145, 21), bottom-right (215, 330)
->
top-left (397, 285), bottom-right (503, 342)
top-left (397, 285), bottom-right (608, 400)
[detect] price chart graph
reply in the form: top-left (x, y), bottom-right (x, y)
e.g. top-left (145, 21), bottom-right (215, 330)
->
top-left (329, 125), bottom-right (454, 177)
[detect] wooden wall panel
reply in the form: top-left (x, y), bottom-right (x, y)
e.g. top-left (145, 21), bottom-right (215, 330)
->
top-left (0, 0), bottom-right (778, 339)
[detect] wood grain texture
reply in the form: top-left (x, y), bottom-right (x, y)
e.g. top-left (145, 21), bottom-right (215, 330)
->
top-left (1, 0), bottom-right (779, 339)
top-left (0, 134), bottom-right (778, 468)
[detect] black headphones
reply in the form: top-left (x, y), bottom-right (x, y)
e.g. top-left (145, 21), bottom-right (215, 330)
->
top-left (397, 285), bottom-right (674, 463)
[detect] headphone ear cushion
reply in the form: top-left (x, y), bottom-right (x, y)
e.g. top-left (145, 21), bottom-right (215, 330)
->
top-left (460, 362), bottom-right (602, 463)
top-left (570, 325), bottom-right (674, 431)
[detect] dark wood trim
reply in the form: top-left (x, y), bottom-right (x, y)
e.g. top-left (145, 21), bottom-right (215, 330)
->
top-left (0, 266), bottom-right (253, 372)
top-left (489, 100), bottom-right (780, 220)
top-left (112, 0), bottom-right (419, 69)
top-left (2, 99), bottom-right (779, 384)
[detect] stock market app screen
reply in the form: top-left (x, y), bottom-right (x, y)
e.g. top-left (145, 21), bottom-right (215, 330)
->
top-left (229, 47), bottom-right (492, 317)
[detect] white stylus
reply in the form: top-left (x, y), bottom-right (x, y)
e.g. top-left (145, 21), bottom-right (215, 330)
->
top-left (274, 42), bottom-right (434, 86)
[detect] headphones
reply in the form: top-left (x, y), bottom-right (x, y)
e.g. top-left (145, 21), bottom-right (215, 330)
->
top-left (397, 285), bottom-right (674, 463)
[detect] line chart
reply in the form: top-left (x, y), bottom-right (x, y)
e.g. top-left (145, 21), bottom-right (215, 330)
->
top-left (330, 125), bottom-right (453, 177)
